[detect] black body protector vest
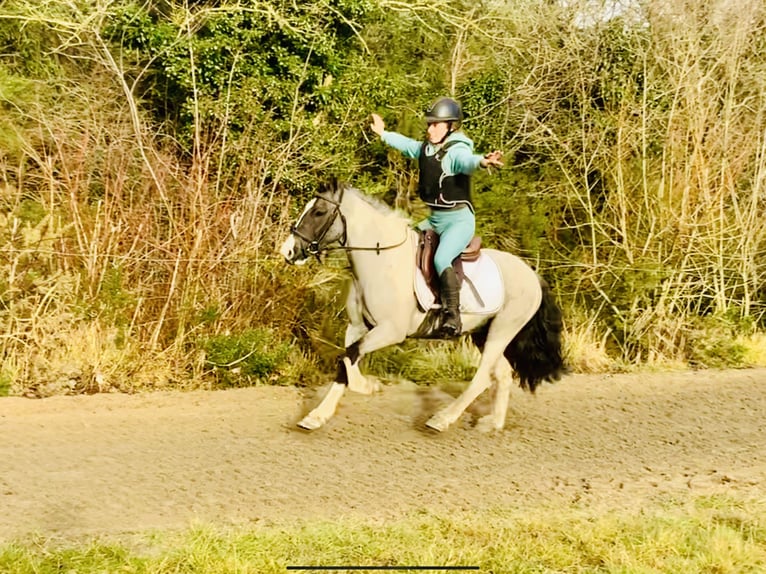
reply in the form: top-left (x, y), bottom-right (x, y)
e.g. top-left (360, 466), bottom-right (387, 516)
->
top-left (417, 141), bottom-right (473, 211)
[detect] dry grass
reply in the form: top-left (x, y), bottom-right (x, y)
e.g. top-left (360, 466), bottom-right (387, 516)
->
top-left (2, 0), bottom-right (766, 393)
top-left (0, 1), bottom-right (315, 393)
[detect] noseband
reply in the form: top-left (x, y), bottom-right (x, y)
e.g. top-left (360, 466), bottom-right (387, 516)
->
top-left (290, 187), bottom-right (409, 257)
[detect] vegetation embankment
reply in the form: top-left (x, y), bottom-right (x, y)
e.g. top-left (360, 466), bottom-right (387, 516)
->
top-left (1, 0), bottom-right (766, 396)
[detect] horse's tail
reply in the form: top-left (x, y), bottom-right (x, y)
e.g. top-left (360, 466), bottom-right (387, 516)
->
top-left (503, 278), bottom-right (566, 393)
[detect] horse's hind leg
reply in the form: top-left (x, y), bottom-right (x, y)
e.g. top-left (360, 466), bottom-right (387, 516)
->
top-left (476, 358), bottom-right (513, 433)
top-left (426, 297), bottom-right (535, 432)
top-left (426, 334), bottom-right (509, 432)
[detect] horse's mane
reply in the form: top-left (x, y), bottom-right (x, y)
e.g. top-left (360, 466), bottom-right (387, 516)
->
top-left (346, 185), bottom-right (411, 224)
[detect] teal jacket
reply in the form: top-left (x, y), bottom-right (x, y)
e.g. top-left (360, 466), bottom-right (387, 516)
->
top-left (380, 130), bottom-right (484, 177)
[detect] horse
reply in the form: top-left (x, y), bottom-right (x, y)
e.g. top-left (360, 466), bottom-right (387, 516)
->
top-left (279, 179), bottom-right (566, 432)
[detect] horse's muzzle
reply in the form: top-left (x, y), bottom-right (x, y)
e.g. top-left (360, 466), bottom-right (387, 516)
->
top-left (279, 234), bottom-right (309, 265)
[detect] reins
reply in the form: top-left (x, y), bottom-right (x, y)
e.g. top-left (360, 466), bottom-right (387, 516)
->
top-left (291, 187), bottom-right (410, 257)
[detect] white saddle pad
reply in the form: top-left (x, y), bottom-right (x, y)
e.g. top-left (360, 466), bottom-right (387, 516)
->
top-left (414, 253), bottom-right (504, 315)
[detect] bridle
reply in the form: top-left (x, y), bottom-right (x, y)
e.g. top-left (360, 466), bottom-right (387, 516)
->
top-left (290, 189), bottom-right (348, 257)
top-left (290, 187), bottom-right (409, 258)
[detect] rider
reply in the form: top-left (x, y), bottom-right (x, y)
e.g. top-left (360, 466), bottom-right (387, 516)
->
top-left (370, 96), bottom-right (504, 336)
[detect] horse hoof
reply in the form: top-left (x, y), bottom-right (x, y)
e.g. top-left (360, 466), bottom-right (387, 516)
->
top-left (348, 375), bottom-right (381, 395)
top-left (475, 415), bottom-right (501, 433)
top-left (425, 414), bottom-right (449, 432)
top-left (297, 415), bottom-right (323, 431)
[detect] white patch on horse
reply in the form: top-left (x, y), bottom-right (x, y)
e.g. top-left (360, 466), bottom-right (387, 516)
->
top-left (279, 234), bottom-right (296, 260)
top-left (279, 198), bottom-right (317, 265)
top-left (295, 198), bottom-right (317, 227)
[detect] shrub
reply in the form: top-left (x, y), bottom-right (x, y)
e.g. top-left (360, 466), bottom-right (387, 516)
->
top-left (202, 328), bottom-right (290, 387)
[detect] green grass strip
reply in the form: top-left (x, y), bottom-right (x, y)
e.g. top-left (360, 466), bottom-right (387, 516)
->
top-left (2, 497), bottom-right (765, 573)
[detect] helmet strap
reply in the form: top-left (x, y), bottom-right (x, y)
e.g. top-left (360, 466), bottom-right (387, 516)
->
top-left (435, 122), bottom-right (454, 145)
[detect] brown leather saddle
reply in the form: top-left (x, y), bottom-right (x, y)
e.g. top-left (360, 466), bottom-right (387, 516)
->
top-left (416, 229), bottom-right (482, 300)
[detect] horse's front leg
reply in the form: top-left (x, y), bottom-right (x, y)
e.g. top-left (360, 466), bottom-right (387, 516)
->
top-left (336, 280), bottom-right (409, 394)
top-left (341, 324), bottom-right (379, 396)
top-left (298, 280), bottom-right (370, 431)
top-left (296, 316), bottom-right (369, 431)
top-left (297, 319), bottom-right (407, 431)
top-left (340, 319), bottom-right (407, 394)
top-left (336, 279), bottom-right (394, 396)
top-left (297, 382), bottom-right (347, 431)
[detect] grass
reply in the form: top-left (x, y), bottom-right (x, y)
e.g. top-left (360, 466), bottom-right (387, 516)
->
top-left (2, 497), bottom-right (765, 573)
top-left (363, 337), bottom-right (483, 385)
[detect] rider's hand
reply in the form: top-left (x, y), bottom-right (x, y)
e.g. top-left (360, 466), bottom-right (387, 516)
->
top-left (370, 113), bottom-right (385, 136)
top-left (480, 150), bottom-right (504, 169)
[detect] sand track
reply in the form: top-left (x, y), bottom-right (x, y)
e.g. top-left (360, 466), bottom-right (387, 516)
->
top-left (1, 368), bottom-right (765, 540)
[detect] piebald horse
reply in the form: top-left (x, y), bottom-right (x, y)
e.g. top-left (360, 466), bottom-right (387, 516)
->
top-left (280, 179), bottom-right (566, 432)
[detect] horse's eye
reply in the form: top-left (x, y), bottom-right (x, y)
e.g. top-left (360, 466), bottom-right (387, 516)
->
top-left (314, 209), bottom-right (327, 217)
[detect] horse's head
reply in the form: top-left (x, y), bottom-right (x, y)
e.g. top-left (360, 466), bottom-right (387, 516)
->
top-left (280, 178), bottom-right (347, 265)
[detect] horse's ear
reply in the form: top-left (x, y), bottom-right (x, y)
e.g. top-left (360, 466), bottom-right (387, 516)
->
top-left (318, 176), bottom-right (343, 197)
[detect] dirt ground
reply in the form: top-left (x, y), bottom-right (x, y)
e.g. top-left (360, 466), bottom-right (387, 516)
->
top-left (1, 367), bottom-right (766, 542)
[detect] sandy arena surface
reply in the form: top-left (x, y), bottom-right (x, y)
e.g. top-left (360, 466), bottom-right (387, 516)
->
top-left (1, 367), bottom-right (765, 541)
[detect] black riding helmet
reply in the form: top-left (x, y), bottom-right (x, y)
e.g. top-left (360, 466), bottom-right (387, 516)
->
top-left (424, 97), bottom-right (463, 130)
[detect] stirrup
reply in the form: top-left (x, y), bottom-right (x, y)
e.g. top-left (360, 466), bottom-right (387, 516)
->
top-left (440, 317), bottom-right (462, 337)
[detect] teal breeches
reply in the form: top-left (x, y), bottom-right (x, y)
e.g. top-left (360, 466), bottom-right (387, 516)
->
top-left (417, 206), bottom-right (476, 275)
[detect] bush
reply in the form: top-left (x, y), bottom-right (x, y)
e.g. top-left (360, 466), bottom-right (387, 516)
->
top-left (202, 328), bottom-right (291, 387)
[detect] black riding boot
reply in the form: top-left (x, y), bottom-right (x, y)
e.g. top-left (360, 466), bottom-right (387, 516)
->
top-left (439, 267), bottom-right (462, 337)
